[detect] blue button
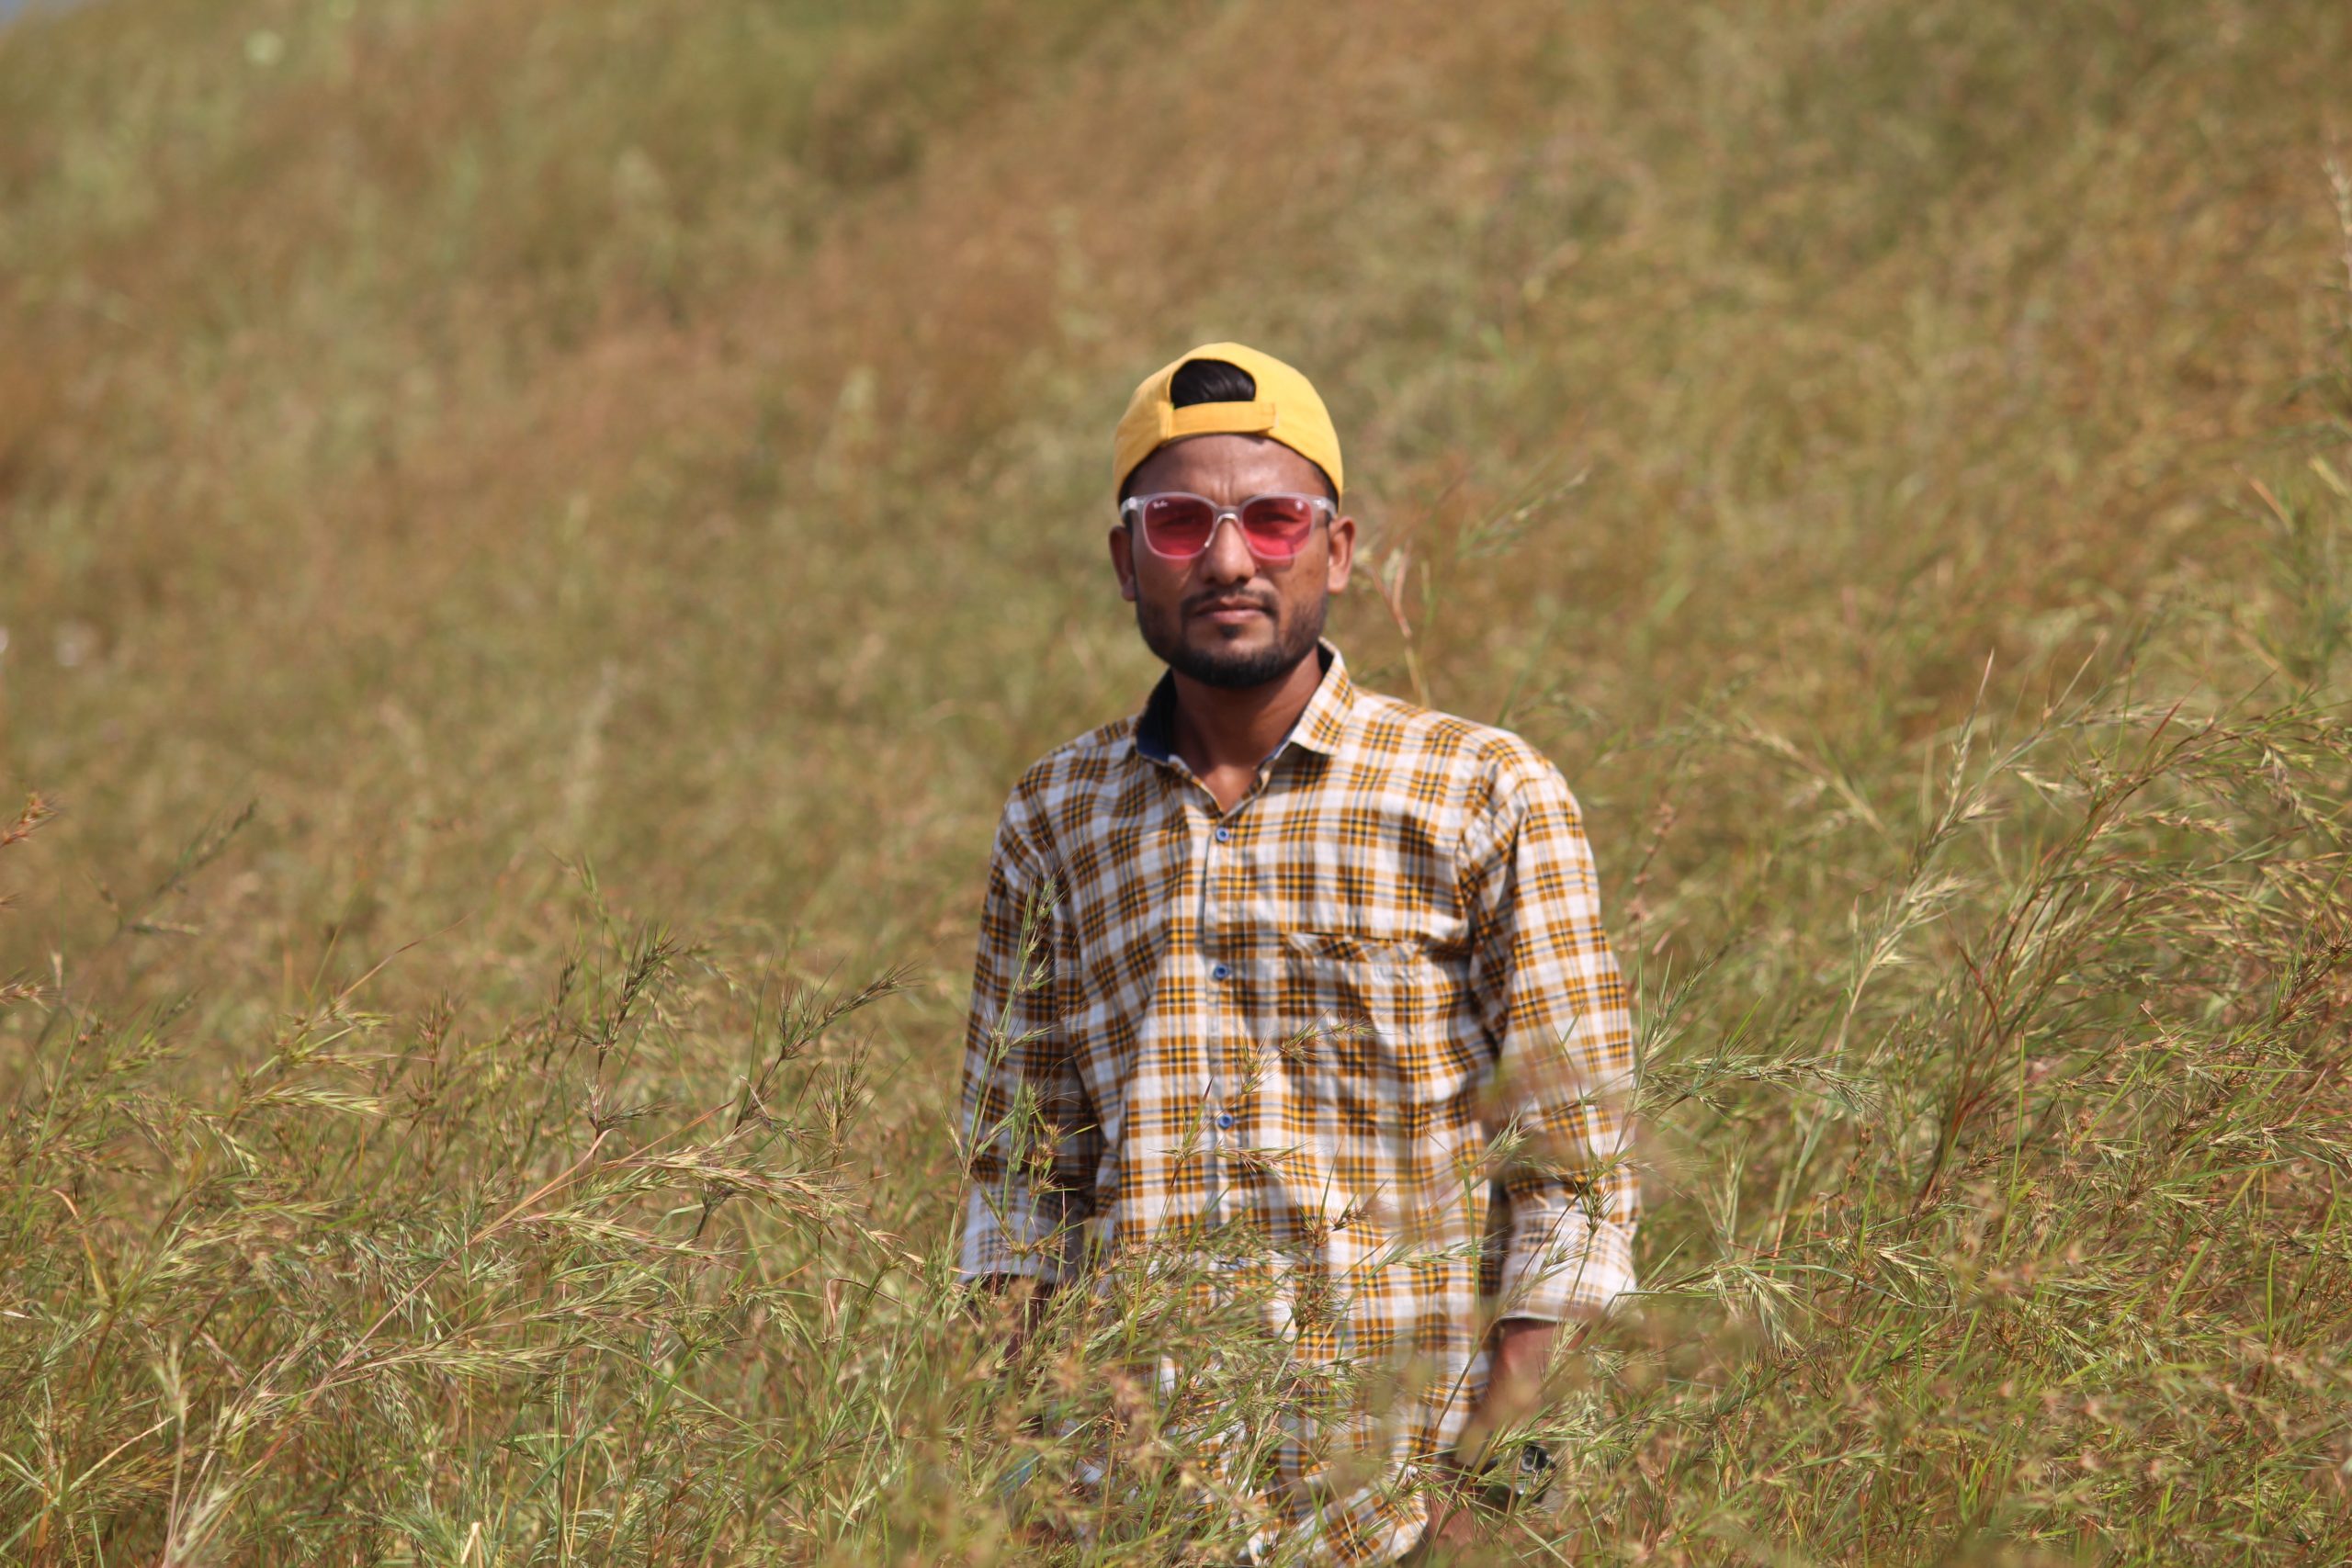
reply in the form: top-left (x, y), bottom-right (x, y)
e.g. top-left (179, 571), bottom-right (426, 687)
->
top-left (1216, 1112), bottom-right (1235, 1130)
top-left (1215, 826), bottom-right (1231, 843)
top-left (1210, 963), bottom-right (1231, 981)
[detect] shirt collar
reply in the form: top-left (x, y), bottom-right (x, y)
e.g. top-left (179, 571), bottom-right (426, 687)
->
top-left (1133, 638), bottom-right (1355, 767)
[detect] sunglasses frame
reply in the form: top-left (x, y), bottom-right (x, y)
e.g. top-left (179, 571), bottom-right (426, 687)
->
top-left (1118, 491), bottom-right (1339, 564)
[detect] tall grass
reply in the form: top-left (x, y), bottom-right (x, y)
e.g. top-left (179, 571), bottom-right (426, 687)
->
top-left (4, 0), bottom-right (2351, 1561)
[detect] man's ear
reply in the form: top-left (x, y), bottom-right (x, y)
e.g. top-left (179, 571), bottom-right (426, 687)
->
top-left (1325, 512), bottom-right (1357, 594)
top-left (1109, 522), bottom-right (1139, 603)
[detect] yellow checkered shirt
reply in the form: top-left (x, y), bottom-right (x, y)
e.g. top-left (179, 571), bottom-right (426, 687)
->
top-left (958, 641), bottom-right (1637, 1563)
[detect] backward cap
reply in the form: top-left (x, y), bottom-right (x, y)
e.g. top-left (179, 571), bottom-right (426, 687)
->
top-left (1112, 341), bottom-right (1344, 501)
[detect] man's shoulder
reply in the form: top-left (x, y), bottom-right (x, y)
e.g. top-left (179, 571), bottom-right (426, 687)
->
top-left (987, 719), bottom-right (1137, 869)
top-left (1341, 682), bottom-right (1566, 792)
top-left (1004, 716), bottom-right (1140, 807)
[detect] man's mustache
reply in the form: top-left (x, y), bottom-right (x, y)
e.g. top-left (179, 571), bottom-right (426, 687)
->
top-left (1182, 591), bottom-right (1281, 616)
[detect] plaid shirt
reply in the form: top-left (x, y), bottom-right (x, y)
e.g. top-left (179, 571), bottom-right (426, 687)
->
top-left (958, 641), bottom-right (1637, 1564)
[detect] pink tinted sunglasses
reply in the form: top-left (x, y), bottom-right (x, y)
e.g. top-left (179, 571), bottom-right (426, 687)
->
top-left (1119, 491), bottom-right (1336, 563)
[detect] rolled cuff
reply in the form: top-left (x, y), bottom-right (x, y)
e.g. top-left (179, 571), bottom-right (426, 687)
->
top-left (957, 1182), bottom-right (1083, 1283)
top-left (1495, 1203), bottom-right (1637, 1322)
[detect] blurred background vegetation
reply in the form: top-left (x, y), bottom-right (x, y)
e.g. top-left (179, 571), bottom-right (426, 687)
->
top-left (2, 0), bottom-right (2349, 1562)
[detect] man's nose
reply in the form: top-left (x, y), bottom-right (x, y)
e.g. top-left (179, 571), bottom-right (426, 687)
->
top-left (1196, 513), bottom-right (1258, 582)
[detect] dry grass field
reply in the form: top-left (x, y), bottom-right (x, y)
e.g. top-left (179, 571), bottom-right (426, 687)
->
top-left (4, 0), bottom-right (2351, 1561)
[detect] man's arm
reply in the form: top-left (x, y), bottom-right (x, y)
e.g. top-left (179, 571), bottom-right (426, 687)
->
top-left (1462, 743), bottom-right (1639, 1325)
top-left (1433, 745), bottom-right (1638, 1520)
top-left (957, 797), bottom-right (1097, 1334)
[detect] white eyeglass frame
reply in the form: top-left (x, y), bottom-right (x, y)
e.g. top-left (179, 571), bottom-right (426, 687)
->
top-left (1117, 491), bottom-right (1338, 564)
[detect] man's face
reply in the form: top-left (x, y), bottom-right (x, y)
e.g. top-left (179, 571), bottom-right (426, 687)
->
top-left (1109, 434), bottom-right (1356, 690)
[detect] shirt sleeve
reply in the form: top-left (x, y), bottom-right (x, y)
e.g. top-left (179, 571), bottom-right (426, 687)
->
top-left (1460, 746), bottom-right (1639, 1322)
top-left (956, 790), bottom-right (1098, 1283)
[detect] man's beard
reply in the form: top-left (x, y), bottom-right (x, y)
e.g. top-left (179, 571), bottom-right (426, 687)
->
top-left (1136, 591), bottom-right (1328, 691)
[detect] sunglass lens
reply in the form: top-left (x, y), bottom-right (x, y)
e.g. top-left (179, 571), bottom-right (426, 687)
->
top-left (1238, 496), bottom-right (1319, 558)
top-left (1140, 495), bottom-right (1217, 557)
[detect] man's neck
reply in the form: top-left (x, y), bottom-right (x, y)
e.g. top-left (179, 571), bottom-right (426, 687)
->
top-left (1167, 651), bottom-right (1325, 812)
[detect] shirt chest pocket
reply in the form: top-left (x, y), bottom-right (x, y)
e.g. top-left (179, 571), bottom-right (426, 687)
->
top-left (1269, 931), bottom-right (1481, 1111)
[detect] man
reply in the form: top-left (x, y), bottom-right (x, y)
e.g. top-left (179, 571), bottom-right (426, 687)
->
top-left (958, 343), bottom-right (1638, 1563)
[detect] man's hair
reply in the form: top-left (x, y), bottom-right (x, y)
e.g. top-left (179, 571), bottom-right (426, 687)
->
top-left (1123, 357), bottom-right (1338, 502)
top-left (1169, 357), bottom-right (1259, 408)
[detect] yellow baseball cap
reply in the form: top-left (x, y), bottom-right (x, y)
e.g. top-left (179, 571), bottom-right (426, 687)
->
top-left (1112, 342), bottom-right (1343, 501)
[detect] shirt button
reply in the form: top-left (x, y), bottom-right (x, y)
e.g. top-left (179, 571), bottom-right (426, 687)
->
top-left (1216, 1112), bottom-right (1235, 1130)
top-left (1211, 962), bottom-right (1231, 982)
top-left (1214, 825), bottom-right (1232, 843)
